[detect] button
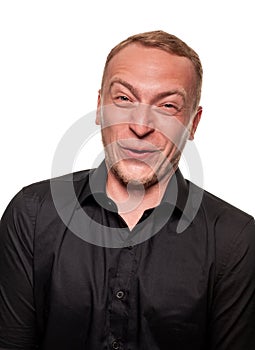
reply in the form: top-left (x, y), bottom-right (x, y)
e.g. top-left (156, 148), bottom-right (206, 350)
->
top-left (112, 340), bottom-right (120, 349)
top-left (125, 240), bottom-right (134, 249)
top-left (116, 290), bottom-right (125, 299)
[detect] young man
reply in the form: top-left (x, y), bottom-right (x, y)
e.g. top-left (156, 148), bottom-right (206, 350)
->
top-left (0, 30), bottom-right (254, 350)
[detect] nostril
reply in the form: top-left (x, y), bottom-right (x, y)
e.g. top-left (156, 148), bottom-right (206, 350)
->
top-left (129, 124), bottom-right (154, 138)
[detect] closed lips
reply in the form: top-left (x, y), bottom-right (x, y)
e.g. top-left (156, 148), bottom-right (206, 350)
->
top-left (118, 142), bottom-right (158, 153)
top-left (123, 147), bottom-right (156, 153)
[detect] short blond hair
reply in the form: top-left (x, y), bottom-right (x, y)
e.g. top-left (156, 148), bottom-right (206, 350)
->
top-left (101, 30), bottom-right (203, 110)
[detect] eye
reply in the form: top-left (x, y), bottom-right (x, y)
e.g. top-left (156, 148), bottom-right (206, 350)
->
top-left (117, 95), bottom-right (130, 102)
top-left (164, 103), bottom-right (176, 109)
top-left (157, 102), bottom-right (179, 116)
top-left (114, 94), bottom-right (134, 108)
top-left (151, 101), bottom-right (181, 117)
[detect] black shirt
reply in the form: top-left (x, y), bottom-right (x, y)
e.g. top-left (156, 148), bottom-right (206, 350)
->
top-left (0, 162), bottom-right (255, 350)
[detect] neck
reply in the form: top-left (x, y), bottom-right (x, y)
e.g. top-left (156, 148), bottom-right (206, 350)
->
top-left (106, 170), bottom-right (174, 230)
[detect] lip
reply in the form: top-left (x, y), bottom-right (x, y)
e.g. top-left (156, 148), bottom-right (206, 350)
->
top-left (119, 144), bottom-right (158, 160)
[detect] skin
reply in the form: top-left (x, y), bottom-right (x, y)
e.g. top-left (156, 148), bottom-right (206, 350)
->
top-left (96, 43), bottom-right (202, 229)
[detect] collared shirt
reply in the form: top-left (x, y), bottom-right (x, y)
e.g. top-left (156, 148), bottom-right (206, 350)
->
top-left (0, 162), bottom-right (255, 350)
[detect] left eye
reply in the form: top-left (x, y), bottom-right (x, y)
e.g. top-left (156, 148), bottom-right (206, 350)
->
top-left (154, 102), bottom-right (180, 116)
top-left (163, 103), bottom-right (176, 109)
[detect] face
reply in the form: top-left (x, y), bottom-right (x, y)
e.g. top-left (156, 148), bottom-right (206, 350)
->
top-left (97, 43), bottom-right (202, 189)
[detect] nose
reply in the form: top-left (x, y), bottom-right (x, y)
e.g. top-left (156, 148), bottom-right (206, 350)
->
top-left (129, 123), bottom-right (154, 138)
top-left (129, 103), bottom-right (154, 138)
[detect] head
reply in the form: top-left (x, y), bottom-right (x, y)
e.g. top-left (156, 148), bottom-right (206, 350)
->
top-left (96, 30), bottom-right (203, 189)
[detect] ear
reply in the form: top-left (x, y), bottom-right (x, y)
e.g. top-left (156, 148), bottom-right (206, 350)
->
top-left (188, 106), bottom-right (202, 140)
top-left (96, 89), bottom-right (101, 125)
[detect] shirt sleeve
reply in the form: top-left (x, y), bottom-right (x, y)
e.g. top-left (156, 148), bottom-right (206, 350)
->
top-left (0, 189), bottom-right (38, 349)
top-left (209, 218), bottom-right (255, 350)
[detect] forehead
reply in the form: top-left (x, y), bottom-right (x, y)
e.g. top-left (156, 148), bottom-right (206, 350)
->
top-left (104, 44), bottom-right (196, 93)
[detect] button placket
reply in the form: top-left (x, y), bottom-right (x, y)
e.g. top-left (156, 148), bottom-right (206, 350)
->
top-left (108, 245), bottom-right (137, 349)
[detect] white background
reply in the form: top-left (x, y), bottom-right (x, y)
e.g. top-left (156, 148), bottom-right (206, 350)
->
top-left (0, 0), bottom-right (254, 217)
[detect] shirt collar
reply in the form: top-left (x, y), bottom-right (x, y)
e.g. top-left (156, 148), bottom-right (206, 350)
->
top-left (77, 160), bottom-right (202, 222)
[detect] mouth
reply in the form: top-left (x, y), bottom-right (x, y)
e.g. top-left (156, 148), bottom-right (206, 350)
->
top-left (123, 147), bottom-right (155, 153)
top-left (119, 145), bottom-right (158, 160)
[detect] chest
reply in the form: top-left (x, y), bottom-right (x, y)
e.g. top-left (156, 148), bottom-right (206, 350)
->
top-left (46, 229), bottom-right (208, 323)
top-left (35, 227), bottom-right (210, 349)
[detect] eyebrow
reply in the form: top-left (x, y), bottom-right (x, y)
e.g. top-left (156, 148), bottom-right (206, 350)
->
top-left (109, 78), bottom-right (186, 104)
top-left (110, 79), bottom-right (140, 99)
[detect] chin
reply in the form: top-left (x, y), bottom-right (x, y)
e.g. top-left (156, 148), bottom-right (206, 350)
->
top-left (111, 161), bottom-right (158, 189)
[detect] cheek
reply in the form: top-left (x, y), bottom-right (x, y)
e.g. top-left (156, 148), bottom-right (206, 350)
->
top-left (101, 128), bottom-right (112, 147)
top-left (155, 117), bottom-right (190, 151)
top-left (100, 104), bottom-right (133, 129)
top-left (161, 139), bottom-right (178, 160)
top-left (101, 125), bottom-right (125, 146)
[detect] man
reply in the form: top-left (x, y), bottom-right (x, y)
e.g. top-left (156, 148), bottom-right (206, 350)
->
top-left (0, 30), bottom-right (254, 350)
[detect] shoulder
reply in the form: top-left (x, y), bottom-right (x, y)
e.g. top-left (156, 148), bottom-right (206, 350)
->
top-left (1, 169), bottom-right (92, 224)
top-left (197, 186), bottom-right (253, 230)
top-left (22, 169), bottom-right (91, 202)
top-left (21, 169), bottom-right (92, 213)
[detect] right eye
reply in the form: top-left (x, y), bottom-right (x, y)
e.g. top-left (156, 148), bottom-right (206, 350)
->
top-left (118, 96), bottom-right (129, 101)
top-left (114, 95), bottom-right (133, 107)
